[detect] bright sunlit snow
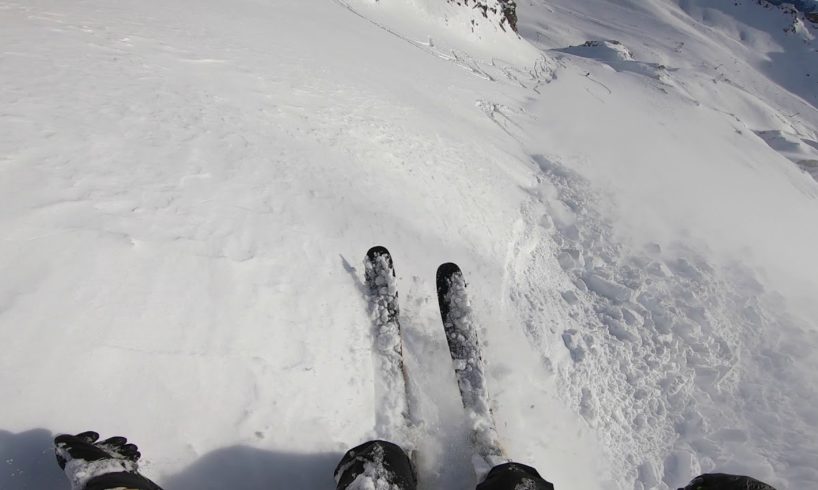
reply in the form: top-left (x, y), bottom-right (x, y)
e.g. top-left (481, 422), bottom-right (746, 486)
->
top-left (1, 0), bottom-right (817, 489)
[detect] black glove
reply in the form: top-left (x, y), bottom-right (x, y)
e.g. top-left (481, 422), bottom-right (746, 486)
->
top-left (679, 473), bottom-right (776, 490)
top-left (54, 431), bottom-right (163, 490)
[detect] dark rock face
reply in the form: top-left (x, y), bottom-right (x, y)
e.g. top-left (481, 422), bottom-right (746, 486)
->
top-left (500, 0), bottom-right (518, 32)
top-left (763, 0), bottom-right (818, 22)
top-left (448, 0), bottom-right (518, 32)
top-left (764, 0), bottom-right (818, 14)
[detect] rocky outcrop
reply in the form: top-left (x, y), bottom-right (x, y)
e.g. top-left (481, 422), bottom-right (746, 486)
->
top-left (448, 0), bottom-right (518, 32)
top-left (762, 0), bottom-right (818, 26)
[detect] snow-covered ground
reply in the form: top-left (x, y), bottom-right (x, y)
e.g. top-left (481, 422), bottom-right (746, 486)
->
top-left (1, 0), bottom-right (817, 489)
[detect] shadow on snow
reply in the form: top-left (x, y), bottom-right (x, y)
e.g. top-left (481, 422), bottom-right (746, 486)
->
top-left (0, 428), bottom-right (342, 490)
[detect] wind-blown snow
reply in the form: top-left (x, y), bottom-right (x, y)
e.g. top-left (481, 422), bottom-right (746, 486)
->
top-left (1, 0), bottom-right (817, 489)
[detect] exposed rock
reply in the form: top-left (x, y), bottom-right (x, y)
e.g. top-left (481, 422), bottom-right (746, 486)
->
top-left (448, 0), bottom-right (518, 32)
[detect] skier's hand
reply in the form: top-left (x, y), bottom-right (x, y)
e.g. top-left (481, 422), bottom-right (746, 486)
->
top-left (55, 431), bottom-right (141, 469)
top-left (679, 473), bottom-right (776, 490)
top-left (54, 431), bottom-right (162, 490)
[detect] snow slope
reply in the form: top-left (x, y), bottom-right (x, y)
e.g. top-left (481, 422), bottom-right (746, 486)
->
top-left (1, 0), bottom-right (817, 489)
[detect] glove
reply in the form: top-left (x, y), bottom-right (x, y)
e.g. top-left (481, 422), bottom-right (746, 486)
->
top-left (679, 473), bottom-right (776, 490)
top-left (54, 431), bottom-right (163, 490)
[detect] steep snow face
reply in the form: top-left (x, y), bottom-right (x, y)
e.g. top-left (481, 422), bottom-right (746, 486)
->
top-left (2, 0), bottom-right (818, 490)
top-left (512, 1), bottom-right (818, 488)
top-left (517, 0), bottom-right (818, 300)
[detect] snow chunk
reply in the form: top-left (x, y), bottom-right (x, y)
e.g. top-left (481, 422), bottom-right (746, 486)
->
top-left (583, 273), bottom-right (633, 303)
top-left (561, 290), bottom-right (579, 305)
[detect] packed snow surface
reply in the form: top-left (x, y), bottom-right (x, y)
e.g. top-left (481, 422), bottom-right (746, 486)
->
top-left (1, 0), bottom-right (817, 489)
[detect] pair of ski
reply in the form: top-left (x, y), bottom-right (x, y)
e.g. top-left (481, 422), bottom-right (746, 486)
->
top-left (363, 246), bottom-right (507, 483)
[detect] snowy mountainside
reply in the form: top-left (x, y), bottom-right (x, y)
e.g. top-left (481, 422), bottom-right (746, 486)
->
top-left (520, 0), bottom-right (818, 177)
top-left (1, 1), bottom-right (817, 490)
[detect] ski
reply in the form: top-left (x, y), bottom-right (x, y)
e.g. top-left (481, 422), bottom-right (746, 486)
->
top-left (436, 262), bottom-right (507, 481)
top-left (364, 246), bottom-right (413, 449)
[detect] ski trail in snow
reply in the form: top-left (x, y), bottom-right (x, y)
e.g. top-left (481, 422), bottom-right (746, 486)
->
top-left (503, 154), bottom-right (818, 488)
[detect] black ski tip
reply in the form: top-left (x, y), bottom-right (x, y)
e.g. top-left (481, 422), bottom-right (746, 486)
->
top-left (436, 262), bottom-right (463, 292)
top-left (365, 246), bottom-right (395, 276)
top-left (366, 245), bottom-right (391, 261)
top-left (436, 262), bottom-right (463, 322)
